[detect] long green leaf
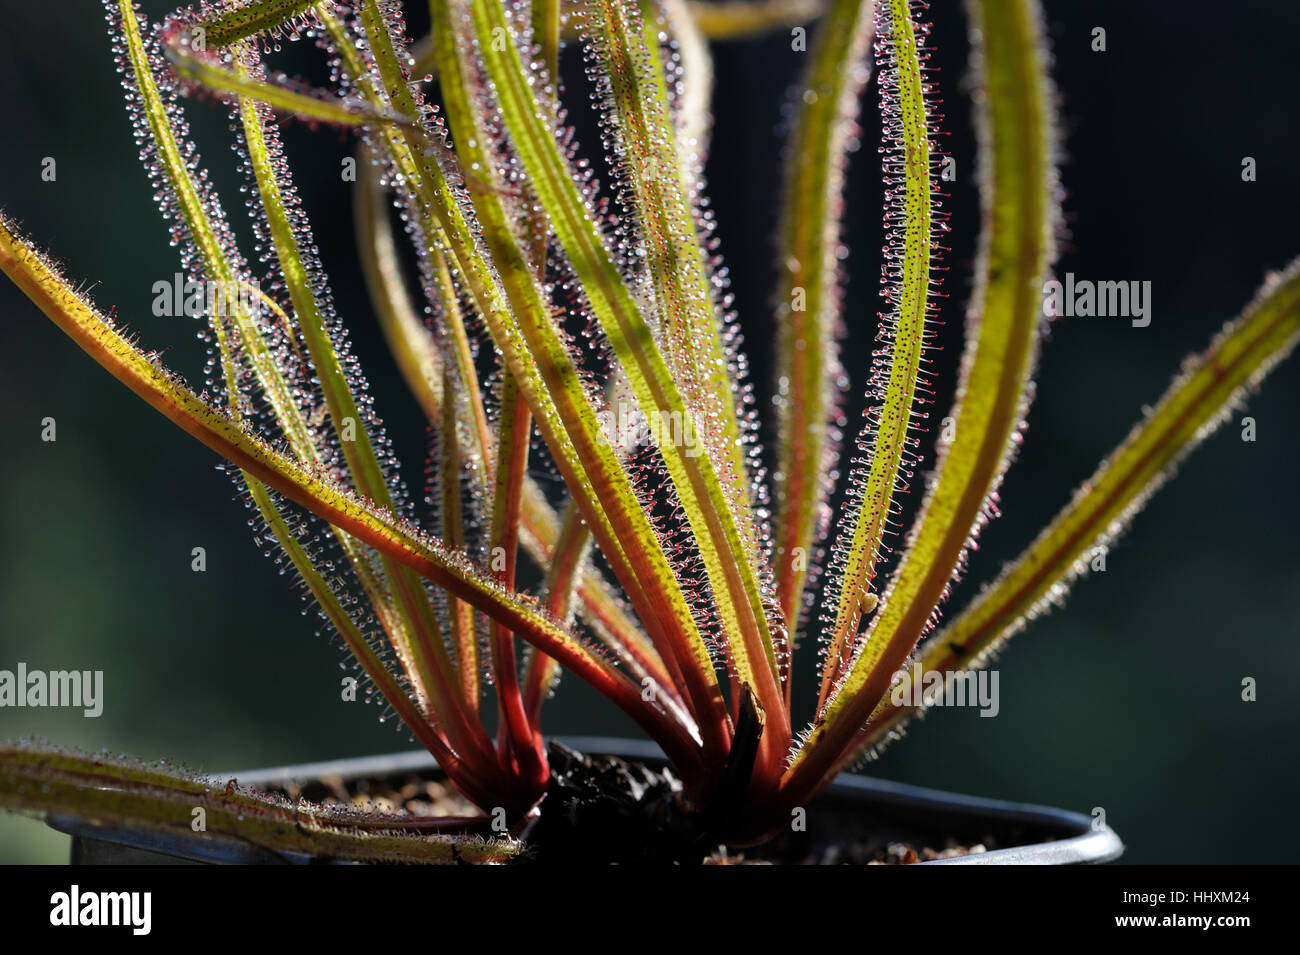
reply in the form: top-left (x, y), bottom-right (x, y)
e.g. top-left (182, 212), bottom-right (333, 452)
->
top-left (380, 0), bottom-right (728, 758)
top-left (784, 0), bottom-right (1058, 802)
top-left (354, 145), bottom-right (674, 703)
top-left (108, 3), bottom-right (489, 787)
top-left (112, 0), bottom-right (502, 777)
top-left (771, 0), bottom-right (874, 643)
top-left (181, 0), bottom-right (321, 49)
top-left (332, 2), bottom-right (686, 723)
top-left (355, 141), bottom-right (445, 422)
top-left (816, 0), bottom-right (935, 712)
top-left (236, 77), bottom-right (493, 763)
top-left (0, 214), bottom-right (702, 775)
top-left (1, 742), bottom-right (517, 864)
top-left (660, 0), bottom-right (714, 160)
top-left (163, 32), bottom-right (414, 128)
top-left (407, 0), bottom-right (829, 78)
top-left (853, 260), bottom-right (1300, 761)
top-left (585, 0), bottom-right (757, 571)
top-left (687, 0), bottom-right (827, 39)
top-left (467, 0), bottom-right (788, 765)
top-left (246, 477), bottom-right (503, 799)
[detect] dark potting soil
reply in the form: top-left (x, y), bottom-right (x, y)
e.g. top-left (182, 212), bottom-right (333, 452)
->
top-left (262, 742), bottom-right (1027, 864)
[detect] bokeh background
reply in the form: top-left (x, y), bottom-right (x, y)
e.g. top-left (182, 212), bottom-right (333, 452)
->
top-left (1, 0), bottom-right (1296, 863)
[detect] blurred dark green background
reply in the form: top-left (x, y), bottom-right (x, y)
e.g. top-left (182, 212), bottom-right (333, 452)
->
top-left (1, 1), bottom-right (1296, 863)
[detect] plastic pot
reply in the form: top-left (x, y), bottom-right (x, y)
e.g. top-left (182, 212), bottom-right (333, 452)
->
top-left (50, 736), bottom-right (1123, 865)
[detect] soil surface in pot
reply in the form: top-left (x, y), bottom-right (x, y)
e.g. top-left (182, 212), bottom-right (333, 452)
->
top-left (257, 743), bottom-right (1040, 864)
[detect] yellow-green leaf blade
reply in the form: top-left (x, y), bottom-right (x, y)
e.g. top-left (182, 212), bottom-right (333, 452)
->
top-left (816, 0), bottom-right (934, 710)
top-left (0, 214), bottom-right (697, 771)
top-left (182, 0), bottom-right (322, 50)
top-left (857, 260), bottom-right (1300, 757)
top-left (0, 742), bottom-right (518, 864)
top-left (467, 0), bottom-right (787, 755)
top-left (585, 0), bottom-right (758, 570)
top-left (163, 31), bottom-right (412, 128)
top-left (354, 143), bottom-right (671, 701)
top-left (771, 0), bottom-right (874, 633)
top-left (686, 0), bottom-right (826, 40)
top-left (427, 0), bottom-right (726, 754)
top-left (785, 0), bottom-right (1058, 799)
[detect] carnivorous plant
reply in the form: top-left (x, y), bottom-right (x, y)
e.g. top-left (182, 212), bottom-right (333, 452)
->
top-left (2, 0), bottom-right (1298, 863)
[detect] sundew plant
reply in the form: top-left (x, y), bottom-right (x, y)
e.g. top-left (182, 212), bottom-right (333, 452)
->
top-left (2, 0), bottom-right (1299, 863)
